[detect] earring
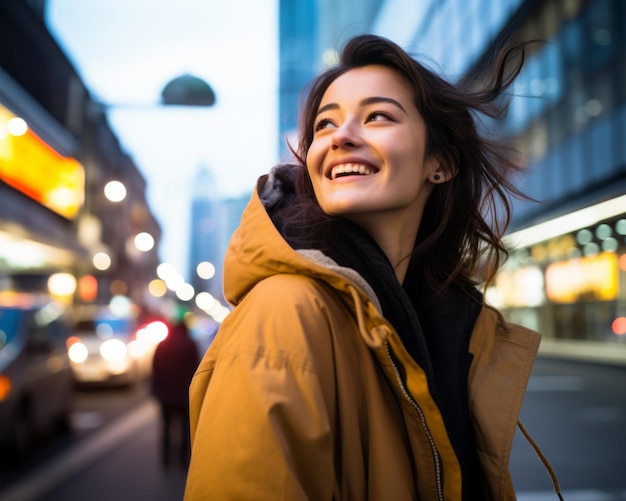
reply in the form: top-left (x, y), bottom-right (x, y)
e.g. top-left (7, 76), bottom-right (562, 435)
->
top-left (433, 174), bottom-right (441, 181)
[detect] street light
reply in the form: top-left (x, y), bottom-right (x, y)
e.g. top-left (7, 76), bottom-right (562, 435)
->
top-left (87, 73), bottom-right (217, 114)
top-left (80, 74), bottom-right (216, 303)
top-left (161, 73), bottom-right (216, 107)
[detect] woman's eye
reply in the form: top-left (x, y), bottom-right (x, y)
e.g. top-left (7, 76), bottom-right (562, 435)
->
top-left (313, 118), bottom-right (335, 131)
top-left (366, 111), bottom-right (392, 123)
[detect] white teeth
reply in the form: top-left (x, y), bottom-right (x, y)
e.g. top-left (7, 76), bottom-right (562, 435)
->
top-left (330, 163), bottom-right (374, 180)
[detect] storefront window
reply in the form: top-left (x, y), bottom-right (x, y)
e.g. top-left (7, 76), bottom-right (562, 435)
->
top-left (498, 213), bottom-right (626, 344)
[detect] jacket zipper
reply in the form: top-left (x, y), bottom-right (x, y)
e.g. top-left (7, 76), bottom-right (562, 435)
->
top-left (385, 341), bottom-right (444, 501)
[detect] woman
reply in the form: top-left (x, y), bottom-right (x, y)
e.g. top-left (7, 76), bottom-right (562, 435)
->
top-left (184, 34), bottom-right (561, 500)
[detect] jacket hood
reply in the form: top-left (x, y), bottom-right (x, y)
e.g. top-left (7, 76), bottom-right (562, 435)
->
top-left (223, 165), bottom-right (380, 312)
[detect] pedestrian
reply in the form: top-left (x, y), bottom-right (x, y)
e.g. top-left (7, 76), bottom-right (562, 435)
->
top-left (184, 34), bottom-right (562, 500)
top-left (151, 317), bottom-right (199, 470)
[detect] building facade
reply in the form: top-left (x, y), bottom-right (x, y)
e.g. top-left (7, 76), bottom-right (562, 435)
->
top-left (0, 0), bottom-right (161, 309)
top-left (373, 0), bottom-right (626, 364)
top-left (491, 0), bottom-right (625, 364)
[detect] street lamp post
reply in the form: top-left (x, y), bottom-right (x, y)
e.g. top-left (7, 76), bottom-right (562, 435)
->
top-left (80, 74), bottom-right (216, 305)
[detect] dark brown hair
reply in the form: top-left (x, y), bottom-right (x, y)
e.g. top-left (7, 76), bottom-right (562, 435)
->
top-left (287, 33), bottom-right (531, 292)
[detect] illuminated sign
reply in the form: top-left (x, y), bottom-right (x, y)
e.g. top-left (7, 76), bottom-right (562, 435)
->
top-left (0, 104), bottom-right (84, 219)
top-left (545, 252), bottom-right (619, 303)
top-left (490, 265), bottom-right (545, 308)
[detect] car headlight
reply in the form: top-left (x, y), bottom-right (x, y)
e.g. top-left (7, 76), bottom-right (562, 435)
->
top-left (136, 321), bottom-right (169, 346)
top-left (100, 339), bottom-right (127, 361)
top-left (68, 342), bottom-right (88, 363)
top-left (128, 339), bottom-right (147, 359)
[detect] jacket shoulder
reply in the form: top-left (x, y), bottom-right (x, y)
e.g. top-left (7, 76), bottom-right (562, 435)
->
top-left (472, 304), bottom-right (541, 351)
top-left (205, 273), bottom-right (347, 371)
top-left (238, 272), bottom-right (342, 322)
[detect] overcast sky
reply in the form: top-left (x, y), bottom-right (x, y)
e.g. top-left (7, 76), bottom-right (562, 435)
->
top-left (46, 0), bottom-right (279, 278)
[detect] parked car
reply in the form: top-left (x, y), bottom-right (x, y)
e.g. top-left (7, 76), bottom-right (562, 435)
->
top-left (67, 307), bottom-right (158, 386)
top-left (0, 293), bottom-right (74, 460)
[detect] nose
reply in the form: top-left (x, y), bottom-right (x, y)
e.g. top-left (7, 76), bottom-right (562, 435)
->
top-left (331, 120), bottom-right (361, 150)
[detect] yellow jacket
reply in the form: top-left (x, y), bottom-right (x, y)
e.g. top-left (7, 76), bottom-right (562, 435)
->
top-left (184, 183), bottom-right (541, 500)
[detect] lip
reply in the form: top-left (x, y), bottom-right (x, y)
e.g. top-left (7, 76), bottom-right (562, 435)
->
top-left (324, 158), bottom-right (379, 180)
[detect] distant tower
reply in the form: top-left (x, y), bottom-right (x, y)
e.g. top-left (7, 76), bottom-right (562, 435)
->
top-left (188, 166), bottom-right (222, 299)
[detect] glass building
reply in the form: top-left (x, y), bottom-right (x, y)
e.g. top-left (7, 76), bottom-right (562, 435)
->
top-left (377, 0), bottom-right (626, 364)
top-left (278, 0), bottom-right (383, 158)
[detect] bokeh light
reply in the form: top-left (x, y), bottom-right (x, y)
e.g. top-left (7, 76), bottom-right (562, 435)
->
top-left (197, 261), bottom-right (216, 280)
top-left (612, 317), bottom-right (626, 336)
top-left (93, 251), bottom-right (112, 271)
top-left (134, 232), bottom-right (154, 252)
top-left (104, 180), bottom-right (127, 202)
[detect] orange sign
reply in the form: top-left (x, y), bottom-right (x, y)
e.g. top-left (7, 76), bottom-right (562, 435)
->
top-left (545, 252), bottom-right (619, 303)
top-left (0, 104), bottom-right (84, 219)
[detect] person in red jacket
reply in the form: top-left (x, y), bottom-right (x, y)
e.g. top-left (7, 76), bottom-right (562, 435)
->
top-left (151, 318), bottom-right (199, 469)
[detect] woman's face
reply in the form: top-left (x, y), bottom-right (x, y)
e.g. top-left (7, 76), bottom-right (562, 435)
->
top-left (306, 65), bottom-right (439, 234)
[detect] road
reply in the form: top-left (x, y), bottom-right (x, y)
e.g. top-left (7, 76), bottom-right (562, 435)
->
top-left (0, 357), bottom-right (624, 500)
top-left (0, 380), bottom-right (186, 501)
top-left (511, 357), bottom-right (626, 500)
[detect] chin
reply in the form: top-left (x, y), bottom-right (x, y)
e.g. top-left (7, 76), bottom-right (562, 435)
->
top-left (321, 203), bottom-right (364, 217)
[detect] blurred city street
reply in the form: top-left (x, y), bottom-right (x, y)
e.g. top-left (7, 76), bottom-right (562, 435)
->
top-left (1, 1), bottom-right (626, 500)
top-left (0, 356), bottom-right (624, 501)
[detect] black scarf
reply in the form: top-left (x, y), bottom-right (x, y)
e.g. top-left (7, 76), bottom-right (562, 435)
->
top-left (327, 217), bottom-right (484, 499)
top-left (326, 218), bottom-right (438, 394)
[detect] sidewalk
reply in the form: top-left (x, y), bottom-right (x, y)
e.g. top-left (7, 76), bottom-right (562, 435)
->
top-left (0, 400), bottom-right (187, 501)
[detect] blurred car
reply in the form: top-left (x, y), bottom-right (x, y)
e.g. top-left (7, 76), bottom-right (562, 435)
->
top-left (67, 308), bottom-right (166, 386)
top-left (0, 293), bottom-right (74, 459)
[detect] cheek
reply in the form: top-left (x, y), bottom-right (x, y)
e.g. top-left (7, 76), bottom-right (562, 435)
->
top-left (305, 159), bottom-right (316, 184)
top-left (304, 154), bottom-right (322, 195)
top-left (305, 143), bottom-right (323, 176)
top-left (392, 141), bottom-right (430, 177)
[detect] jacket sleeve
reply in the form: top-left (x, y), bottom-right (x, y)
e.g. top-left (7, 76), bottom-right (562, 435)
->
top-left (184, 275), bottom-right (337, 501)
top-left (468, 306), bottom-right (541, 500)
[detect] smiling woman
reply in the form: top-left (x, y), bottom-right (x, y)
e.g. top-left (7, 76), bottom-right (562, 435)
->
top-left (305, 65), bottom-right (439, 278)
top-left (184, 34), bottom-right (563, 501)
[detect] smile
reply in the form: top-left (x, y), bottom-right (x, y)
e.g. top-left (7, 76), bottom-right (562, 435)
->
top-left (330, 163), bottom-right (375, 180)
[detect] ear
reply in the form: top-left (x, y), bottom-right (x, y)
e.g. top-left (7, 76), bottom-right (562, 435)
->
top-left (429, 165), bottom-right (456, 184)
top-left (428, 156), bottom-right (454, 184)
top-left (428, 147), bottom-right (459, 184)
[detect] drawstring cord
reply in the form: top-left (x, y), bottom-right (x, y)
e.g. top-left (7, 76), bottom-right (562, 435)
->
top-left (517, 420), bottom-right (565, 501)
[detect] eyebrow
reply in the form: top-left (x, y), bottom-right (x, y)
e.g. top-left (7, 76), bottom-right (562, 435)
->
top-left (316, 96), bottom-right (407, 116)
